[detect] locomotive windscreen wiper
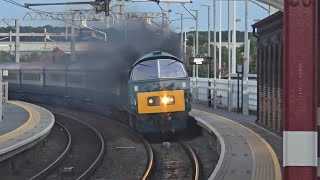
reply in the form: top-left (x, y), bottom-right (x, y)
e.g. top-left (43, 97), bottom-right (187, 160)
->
top-left (137, 63), bottom-right (152, 67)
top-left (167, 60), bottom-right (179, 66)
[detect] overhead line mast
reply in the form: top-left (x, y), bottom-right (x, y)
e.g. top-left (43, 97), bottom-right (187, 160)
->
top-left (24, 0), bottom-right (111, 16)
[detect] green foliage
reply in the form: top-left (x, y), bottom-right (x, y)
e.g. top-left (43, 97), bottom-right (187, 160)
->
top-left (185, 31), bottom-right (253, 47)
top-left (185, 31), bottom-right (258, 77)
top-left (0, 51), bottom-right (15, 63)
top-left (249, 37), bottom-right (257, 74)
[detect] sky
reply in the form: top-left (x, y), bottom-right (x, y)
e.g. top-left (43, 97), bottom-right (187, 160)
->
top-left (0, 0), bottom-right (273, 32)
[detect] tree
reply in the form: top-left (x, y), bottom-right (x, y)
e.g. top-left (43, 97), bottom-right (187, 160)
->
top-left (185, 30), bottom-right (258, 77)
top-left (249, 37), bottom-right (257, 74)
top-left (0, 51), bottom-right (14, 63)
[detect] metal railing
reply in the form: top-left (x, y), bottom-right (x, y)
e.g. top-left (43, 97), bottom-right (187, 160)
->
top-left (190, 78), bottom-right (257, 111)
top-left (3, 82), bottom-right (8, 101)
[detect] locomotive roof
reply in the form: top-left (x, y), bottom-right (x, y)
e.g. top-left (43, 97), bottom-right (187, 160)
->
top-left (130, 51), bottom-right (181, 69)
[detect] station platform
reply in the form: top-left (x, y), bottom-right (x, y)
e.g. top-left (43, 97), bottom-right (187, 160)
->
top-left (191, 103), bottom-right (282, 180)
top-left (0, 101), bottom-right (55, 161)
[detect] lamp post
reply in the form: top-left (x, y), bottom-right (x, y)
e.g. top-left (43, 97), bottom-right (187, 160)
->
top-left (186, 33), bottom-right (196, 78)
top-left (190, 9), bottom-right (199, 102)
top-left (186, 33), bottom-right (196, 59)
top-left (15, 19), bottom-right (20, 63)
top-left (232, 18), bottom-right (241, 74)
top-left (227, 0), bottom-right (232, 112)
top-left (243, 0), bottom-right (249, 115)
top-left (176, 13), bottom-right (184, 61)
top-left (201, 4), bottom-right (211, 107)
top-left (190, 9), bottom-right (199, 56)
top-left (218, 0), bottom-right (222, 79)
top-left (231, 0), bottom-right (237, 74)
top-left (201, 5), bottom-right (211, 61)
top-left (213, 0), bottom-right (217, 109)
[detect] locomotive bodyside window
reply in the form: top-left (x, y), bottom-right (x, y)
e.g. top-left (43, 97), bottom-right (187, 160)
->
top-left (68, 74), bottom-right (83, 84)
top-left (4, 72), bottom-right (17, 80)
top-left (23, 73), bottom-right (41, 81)
top-left (49, 73), bottom-right (64, 82)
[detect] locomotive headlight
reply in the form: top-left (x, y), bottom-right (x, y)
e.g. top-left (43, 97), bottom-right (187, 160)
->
top-left (147, 96), bottom-right (160, 106)
top-left (162, 96), bottom-right (175, 105)
top-left (162, 96), bottom-right (169, 104)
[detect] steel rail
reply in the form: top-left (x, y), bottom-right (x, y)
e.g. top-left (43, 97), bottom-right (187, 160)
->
top-left (181, 142), bottom-right (200, 180)
top-left (52, 112), bottom-right (105, 180)
top-left (141, 136), bottom-right (154, 180)
top-left (29, 122), bottom-right (72, 180)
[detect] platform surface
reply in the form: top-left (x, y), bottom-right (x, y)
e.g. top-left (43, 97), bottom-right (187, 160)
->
top-left (191, 103), bottom-right (282, 180)
top-left (0, 102), bottom-right (30, 136)
top-left (0, 101), bottom-right (55, 160)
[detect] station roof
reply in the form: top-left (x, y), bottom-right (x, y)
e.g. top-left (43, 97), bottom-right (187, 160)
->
top-left (258, 0), bottom-right (283, 11)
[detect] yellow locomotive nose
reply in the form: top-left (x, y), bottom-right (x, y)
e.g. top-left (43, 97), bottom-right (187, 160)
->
top-left (137, 90), bottom-right (185, 114)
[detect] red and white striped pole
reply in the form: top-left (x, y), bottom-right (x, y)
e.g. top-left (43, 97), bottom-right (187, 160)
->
top-left (283, 0), bottom-right (318, 179)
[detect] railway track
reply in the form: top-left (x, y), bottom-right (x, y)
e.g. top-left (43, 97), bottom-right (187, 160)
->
top-left (38, 105), bottom-right (217, 180)
top-left (31, 112), bottom-right (105, 180)
top-left (0, 123), bottom-right (69, 179)
top-left (37, 104), bottom-right (154, 180)
top-left (29, 121), bottom-right (71, 180)
top-left (148, 141), bottom-right (199, 180)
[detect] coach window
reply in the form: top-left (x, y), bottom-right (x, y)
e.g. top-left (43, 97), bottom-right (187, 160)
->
top-left (131, 60), bottom-right (158, 80)
top-left (159, 59), bottom-right (186, 78)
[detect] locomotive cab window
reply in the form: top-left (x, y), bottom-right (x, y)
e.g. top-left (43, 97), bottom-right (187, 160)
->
top-left (131, 60), bottom-right (158, 80)
top-left (131, 59), bottom-right (186, 80)
top-left (159, 59), bottom-right (186, 78)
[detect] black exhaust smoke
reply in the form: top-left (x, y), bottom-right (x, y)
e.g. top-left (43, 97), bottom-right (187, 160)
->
top-left (65, 19), bottom-right (181, 108)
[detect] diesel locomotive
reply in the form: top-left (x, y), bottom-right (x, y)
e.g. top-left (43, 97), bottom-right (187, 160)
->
top-left (128, 51), bottom-right (192, 133)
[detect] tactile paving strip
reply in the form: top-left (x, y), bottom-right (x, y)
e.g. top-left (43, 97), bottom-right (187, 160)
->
top-left (191, 109), bottom-right (281, 180)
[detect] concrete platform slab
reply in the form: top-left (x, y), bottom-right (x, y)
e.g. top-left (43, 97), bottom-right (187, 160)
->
top-left (0, 102), bottom-right (29, 136)
top-left (191, 105), bottom-right (282, 180)
top-left (0, 101), bottom-right (55, 161)
top-left (192, 103), bottom-right (283, 164)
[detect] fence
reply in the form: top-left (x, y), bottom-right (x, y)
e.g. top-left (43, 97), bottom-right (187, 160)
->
top-left (190, 78), bottom-right (257, 112)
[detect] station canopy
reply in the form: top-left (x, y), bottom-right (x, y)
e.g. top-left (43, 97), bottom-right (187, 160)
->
top-left (258, 0), bottom-right (283, 11)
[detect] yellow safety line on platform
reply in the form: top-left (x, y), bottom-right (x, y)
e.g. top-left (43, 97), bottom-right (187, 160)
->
top-left (0, 101), bottom-right (33, 140)
top-left (194, 109), bottom-right (282, 180)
